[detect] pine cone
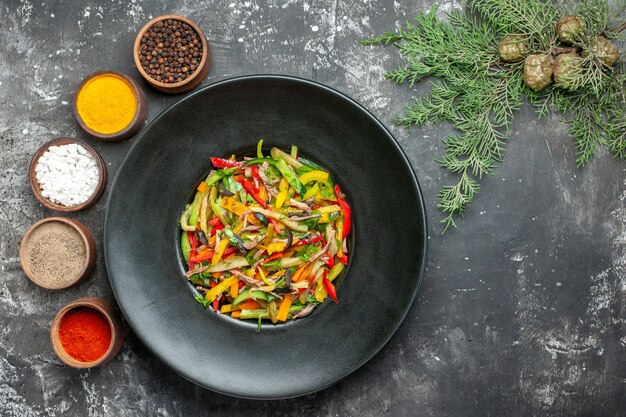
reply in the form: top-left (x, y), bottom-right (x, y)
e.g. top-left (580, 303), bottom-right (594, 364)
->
top-left (581, 36), bottom-right (620, 67)
top-left (499, 35), bottom-right (527, 62)
top-left (524, 54), bottom-right (555, 92)
top-left (553, 52), bottom-right (583, 90)
top-left (556, 15), bottom-right (585, 44)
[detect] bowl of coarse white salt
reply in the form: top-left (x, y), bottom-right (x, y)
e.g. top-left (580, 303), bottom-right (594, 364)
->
top-left (29, 138), bottom-right (107, 212)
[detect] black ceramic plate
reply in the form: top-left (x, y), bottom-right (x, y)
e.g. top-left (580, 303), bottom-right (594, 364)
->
top-left (105, 75), bottom-right (427, 399)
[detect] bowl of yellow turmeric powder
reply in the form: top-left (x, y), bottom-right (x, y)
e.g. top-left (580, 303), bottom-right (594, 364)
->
top-left (74, 70), bottom-right (148, 141)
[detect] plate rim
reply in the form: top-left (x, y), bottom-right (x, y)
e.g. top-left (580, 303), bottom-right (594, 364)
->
top-left (104, 74), bottom-right (428, 399)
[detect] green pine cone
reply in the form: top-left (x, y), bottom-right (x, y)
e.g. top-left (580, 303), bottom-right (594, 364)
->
top-left (582, 36), bottom-right (620, 67)
top-left (524, 54), bottom-right (555, 92)
top-left (499, 35), bottom-right (528, 62)
top-left (553, 52), bottom-right (583, 90)
top-left (556, 15), bottom-right (585, 44)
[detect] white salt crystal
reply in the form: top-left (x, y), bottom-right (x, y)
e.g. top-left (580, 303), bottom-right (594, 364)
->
top-left (34, 143), bottom-right (100, 206)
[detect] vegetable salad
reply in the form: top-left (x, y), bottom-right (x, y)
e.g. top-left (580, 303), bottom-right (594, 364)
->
top-left (180, 141), bottom-right (351, 330)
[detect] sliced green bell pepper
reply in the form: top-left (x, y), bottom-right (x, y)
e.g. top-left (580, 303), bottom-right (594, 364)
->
top-left (275, 158), bottom-right (306, 196)
top-left (210, 198), bottom-right (230, 226)
top-left (205, 168), bottom-right (236, 187)
top-left (181, 232), bottom-right (191, 262)
top-left (188, 190), bottom-right (207, 227)
top-left (257, 139), bottom-right (264, 158)
top-left (233, 289), bottom-right (269, 306)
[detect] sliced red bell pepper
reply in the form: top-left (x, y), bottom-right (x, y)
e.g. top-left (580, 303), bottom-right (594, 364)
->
top-left (211, 157), bottom-right (243, 169)
top-left (188, 231), bottom-right (199, 269)
top-left (323, 273), bottom-right (338, 303)
top-left (269, 219), bottom-right (281, 234)
top-left (188, 231), bottom-right (199, 250)
top-left (250, 165), bottom-right (261, 180)
top-left (208, 216), bottom-right (223, 227)
top-left (292, 235), bottom-right (324, 247)
top-left (209, 222), bottom-right (225, 234)
top-left (334, 185), bottom-right (351, 238)
top-left (209, 281), bottom-right (220, 312)
top-left (324, 255), bottom-right (335, 268)
top-left (338, 254), bottom-right (348, 265)
top-left (236, 178), bottom-right (267, 208)
top-left (189, 244), bottom-right (237, 264)
top-left (189, 249), bottom-right (215, 263)
top-left (263, 252), bottom-right (284, 263)
top-left (250, 165), bottom-right (262, 193)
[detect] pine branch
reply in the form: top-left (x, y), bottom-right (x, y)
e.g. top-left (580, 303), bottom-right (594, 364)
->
top-left (396, 81), bottom-right (462, 127)
top-left (438, 172), bottom-right (480, 233)
top-left (364, 1), bottom-right (625, 232)
top-left (470, 0), bottom-right (558, 49)
top-left (568, 103), bottom-right (605, 165)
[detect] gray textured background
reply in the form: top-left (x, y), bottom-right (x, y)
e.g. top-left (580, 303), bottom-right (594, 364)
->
top-left (1, 0), bottom-right (625, 416)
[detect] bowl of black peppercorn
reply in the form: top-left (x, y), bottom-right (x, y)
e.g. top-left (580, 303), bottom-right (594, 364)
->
top-left (134, 14), bottom-right (211, 94)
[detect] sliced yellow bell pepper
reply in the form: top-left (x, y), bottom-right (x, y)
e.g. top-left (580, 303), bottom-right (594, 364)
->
top-left (275, 191), bottom-right (288, 208)
top-left (291, 264), bottom-right (308, 283)
top-left (268, 269), bottom-right (286, 280)
top-left (315, 280), bottom-right (327, 302)
top-left (211, 238), bottom-right (230, 265)
top-left (267, 241), bottom-right (286, 255)
top-left (205, 276), bottom-right (238, 302)
top-left (258, 184), bottom-right (267, 201)
top-left (302, 183), bottom-right (320, 200)
top-left (299, 170), bottom-right (329, 185)
top-left (318, 205), bottom-right (341, 223)
top-left (221, 196), bottom-right (249, 217)
top-left (263, 226), bottom-right (274, 246)
top-left (336, 217), bottom-right (344, 257)
top-left (278, 178), bottom-right (289, 192)
top-left (197, 181), bottom-right (209, 193)
top-left (258, 268), bottom-right (272, 286)
top-left (220, 304), bottom-right (233, 313)
top-left (318, 204), bottom-right (341, 213)
top-left (276, 294), bottom-right (293, 321)
top-left (233, 221), bottom-right (244, 234)
top-left (229, 280), bottom-right (239, 298)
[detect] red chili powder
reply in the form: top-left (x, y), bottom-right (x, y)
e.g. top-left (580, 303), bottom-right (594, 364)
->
top-left (59, 307), bottom-right (112, 362)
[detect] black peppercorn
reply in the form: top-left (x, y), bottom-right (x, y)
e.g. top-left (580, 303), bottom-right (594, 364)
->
top-left (139, 18), bottom-right (203, 84)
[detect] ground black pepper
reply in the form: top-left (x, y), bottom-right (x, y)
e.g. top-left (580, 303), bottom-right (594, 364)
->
top-left (23, 222), bottom-right (86, 287)
top-left (139, 19), bottom-right (203, 84)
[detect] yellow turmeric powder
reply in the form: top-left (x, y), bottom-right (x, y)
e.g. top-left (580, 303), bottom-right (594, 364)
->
top-left (76, 74), bottom-right (137, 134)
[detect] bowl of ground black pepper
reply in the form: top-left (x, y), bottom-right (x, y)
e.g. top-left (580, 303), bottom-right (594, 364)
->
top-left (50, 297), bottom-right (124, 369)
top-left (19, 217), bottom-right (96, 290)
top-left (134, 14), bottom-right (210, 94)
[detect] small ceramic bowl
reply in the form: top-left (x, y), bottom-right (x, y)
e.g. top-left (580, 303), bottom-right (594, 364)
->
top-left (50, 297), bottom-right (124, 369)
top-left (19, 217), bottom-right (96, 290)
top-left (74, 70), bottom-right (148, 141)
top-left (29, 138), bottom-right (107, 212)
top-left (133, 14), bottom-right (211, 94)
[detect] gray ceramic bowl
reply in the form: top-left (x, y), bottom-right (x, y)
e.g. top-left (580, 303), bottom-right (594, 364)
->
top-left (104, 75), bottom-right (427, 399)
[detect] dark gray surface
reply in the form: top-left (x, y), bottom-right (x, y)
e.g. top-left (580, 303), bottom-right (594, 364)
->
top-left (0, 0), bottom-right (624, 416)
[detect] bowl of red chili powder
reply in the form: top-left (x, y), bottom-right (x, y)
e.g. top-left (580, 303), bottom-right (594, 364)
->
top-left (50, 297), bottom-right (124, 368)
